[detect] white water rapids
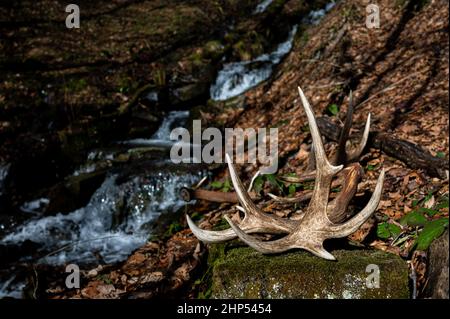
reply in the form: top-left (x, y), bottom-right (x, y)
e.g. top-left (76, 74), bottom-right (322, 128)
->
top-left (253, 0), bottom-right (273, 14)
top-left (210, 1), bottom-right (336, 102)
top-left (210, 25), bottom-right (298, 101)
top-left (1, 111), bottom-right (202, 266)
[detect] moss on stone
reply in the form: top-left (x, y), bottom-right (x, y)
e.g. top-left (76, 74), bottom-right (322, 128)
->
top-left (203, 41), bottom-right (226, 60)
top-left (210, 246), bottom-right (409, 299)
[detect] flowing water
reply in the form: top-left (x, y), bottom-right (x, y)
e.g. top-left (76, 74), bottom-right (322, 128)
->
top-left (149, 110), bottom-right (189, 141)
top-left (122, 110), bottom-right (189, 147)
top-left (253, 0), bottom-right (273, 14)
top-left (0, 164), bottom-right (9, 198)
top-left (210, 1), bottom-right (337, 102)
top-left (0, 110), bottom-right (205, 297)
top-left (303, 1), bottom-right (336, 25)
top-left (210, 25), bottom-right (298, 101)
top-left (2, 172), bottom-right (202, 265)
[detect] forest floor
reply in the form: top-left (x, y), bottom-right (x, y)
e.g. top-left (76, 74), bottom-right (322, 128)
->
top-left (0, 0), bottom-right (448, 299)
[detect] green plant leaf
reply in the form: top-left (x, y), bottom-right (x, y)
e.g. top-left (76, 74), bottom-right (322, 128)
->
top-left (423, 191), bottom-right (433, 203)
top-left (190, 212), bottom-right (201, 221)
top-left (436, 195), bottom-right (449, 209)
top-left (400, 211), bottom-right (428, 227)
top-left (415, 218), bottom-right (449, 250)
top-left (288, 184), bottom-right (296, 196)
top-left (328, 104), bottom-right (339, 115)
top-left (331, 187), bottom-right (341, 193)
top-left (377, 222), bottom-right (402, 239)
top-left (265, 174), bottom-right (283, 191)
top-left (252, 175), bottom-right (265, 194)
top-left (417, 207), bottom-right (439, 216)
top-left (301, 124), bottom-right (310, 132)
top-left (222, 179), bottom-right (231, 192)
top-left (436, 151), bottom-right (445, 158)
top-left (165, 222), bottom-right (183, 238)
top-left (210, 181), bottom-right (223, 189)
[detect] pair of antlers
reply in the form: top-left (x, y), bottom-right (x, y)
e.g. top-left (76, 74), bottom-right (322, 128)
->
top-left (187, 87), bottom-right (384, 260)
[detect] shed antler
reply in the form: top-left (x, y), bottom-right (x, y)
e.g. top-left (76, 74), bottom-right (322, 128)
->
top-left (187, 87), bottom-right (384, 260)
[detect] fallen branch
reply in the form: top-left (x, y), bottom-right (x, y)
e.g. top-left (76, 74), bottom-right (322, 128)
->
top-left (118, 83), bottom-right (155, 115)
top-left (181, 188), bottom-right (240, 203)
top-left (316, 117), bottom-right (448, 179)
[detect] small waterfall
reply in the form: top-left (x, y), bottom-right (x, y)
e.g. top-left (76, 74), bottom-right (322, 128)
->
top-left (0, 109), bottom-right (203, 297)
top-left (210, 25), bottom-right (298, 101)
top-left (253, 0), bottom-right (273, 14)
top-left (123, 110), bottom-right (190, 147)
top-left (0, 275), bottom-right (25, 299)
top-left (303, 1), bottom-right (336, 25)
top-left (3, 171), bottom-right (203, 265)
top-left (210, 1), bottom-right (337, 102)
top-left (0, 163), bottom-right (10, 197)
top-left (152, 110), bottom-right (189, 140)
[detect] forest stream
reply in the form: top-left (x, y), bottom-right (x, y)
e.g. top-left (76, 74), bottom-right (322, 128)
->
top-left (0, 0), bottom-right (448, 300)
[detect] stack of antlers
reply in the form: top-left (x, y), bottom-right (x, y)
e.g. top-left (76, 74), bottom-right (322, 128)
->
top-left (187, 87), bottom-right (384, 260)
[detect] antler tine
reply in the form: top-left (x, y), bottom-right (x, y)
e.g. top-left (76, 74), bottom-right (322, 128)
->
top-left (248, 170), bottom-right (261, 192)
top-left (347, 113), bottom-right (371, 162)
top-left (226, 153), bottom-right (263, 217)
top-left (186, 214), bottom-right (238, 243)
top-left (268, 165), bottom-right (360, 205)
top-left (224, 215), bottom-right (295, 254)
top-left (327, 169), bottom-right (385, 237)
top-left (326, 163), bottom-right (362, 223)
top-left (297, 87), bottom-right (342, 224)
top-left (225, 154), bottom-right (297, 232)
top-left (298, 87), bottom-right (343, 176)
top-left (333, 92), bottom-right (371, 165)
top-left (186, 155), bottom-right (297, 243)
top-left (186, 208), bottom-right (296, 244)
top-left (224, 215), bottom-right (336, 260)
top-left (334, 91), bottom-right (354, 165)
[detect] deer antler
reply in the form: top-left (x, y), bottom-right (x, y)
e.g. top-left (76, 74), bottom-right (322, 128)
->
top-left (182, 92), bottom-right (370, 206)
top-left (269, 91), bottom-right (370, 204)
top-left (186, 156), bottom-right (298, 243)
top-left (277, 91), bottom-right (370, 186)
top-left (187, 87), bottom-right (384, 260)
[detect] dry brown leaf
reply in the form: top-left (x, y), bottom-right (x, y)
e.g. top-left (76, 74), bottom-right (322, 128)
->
top-left (424, 195), bottom-right (435, 209)
top-left (140, 272), bottom-right (164, 284)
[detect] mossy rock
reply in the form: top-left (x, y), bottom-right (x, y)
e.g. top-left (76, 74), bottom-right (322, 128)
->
top-left (172, 82), bottom-right (209, 103)
top-left (203, 41), bottom-right (226, 60)
top-left (210, 246), bottom-right (409, 299)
